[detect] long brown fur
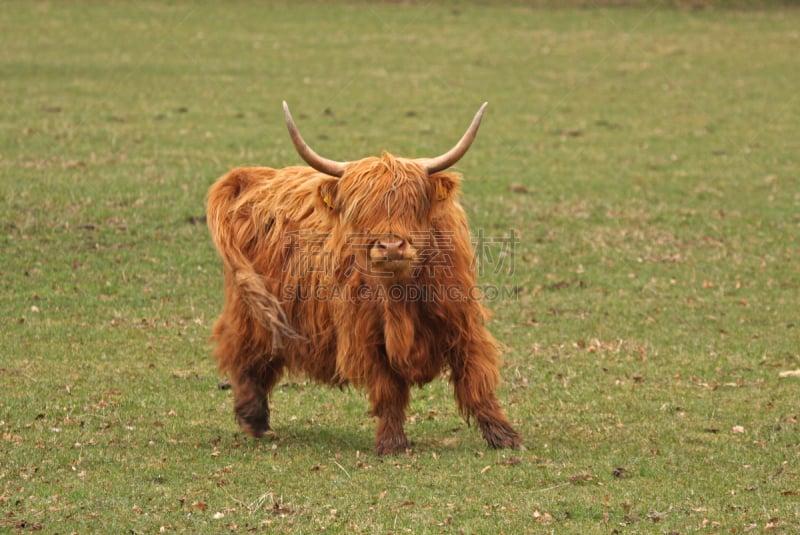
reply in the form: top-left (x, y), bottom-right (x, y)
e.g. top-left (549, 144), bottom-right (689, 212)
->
top-left (207, 152), bottom-right (521, 454)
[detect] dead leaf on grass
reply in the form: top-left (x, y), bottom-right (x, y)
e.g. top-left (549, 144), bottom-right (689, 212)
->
top-left (271, 501), bottom-right (293, 516)
top-left (647, 510), bottom-right (668, 522)
top-left (14, 520), bottom-right (43, 531)
top-left (569, 473), bottom-right (594, 484)
top-left (623, 512), bottom-right (641, 524)
top-left (559, 129), bottom-right (584, 137)
top-left (189, 501), bottom-right (208, 512)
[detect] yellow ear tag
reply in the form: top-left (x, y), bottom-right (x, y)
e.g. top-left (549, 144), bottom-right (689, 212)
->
top-left (436, 184), bottom-right (449, 201)
top-left (322, 194), bottom-right (334, 209)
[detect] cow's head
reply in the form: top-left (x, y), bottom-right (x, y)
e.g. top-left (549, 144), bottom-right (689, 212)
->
top-left (283, 101), bottom-right (486, 281)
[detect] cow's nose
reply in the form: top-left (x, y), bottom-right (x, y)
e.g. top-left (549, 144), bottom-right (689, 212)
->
top-left (374, 239), bottom-right (407, 260)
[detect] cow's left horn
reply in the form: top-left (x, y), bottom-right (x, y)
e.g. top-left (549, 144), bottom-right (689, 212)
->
top-left (283, 101), bottom-right (346, 178)
top-left (420, 102), bottom-right (488, 174)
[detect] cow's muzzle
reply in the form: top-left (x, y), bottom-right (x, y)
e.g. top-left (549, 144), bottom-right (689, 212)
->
top-left (373, 238), bottom-right (407, 260)
top-left (369, 237), bottom-right (417, 272)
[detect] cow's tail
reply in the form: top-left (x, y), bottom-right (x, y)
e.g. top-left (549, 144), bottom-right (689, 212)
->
top-left (206, 169), bottom-right (303, 349)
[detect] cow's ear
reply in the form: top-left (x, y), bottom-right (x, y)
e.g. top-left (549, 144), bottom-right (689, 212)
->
top-left (431, 172), bottom-right (461, 203)
top-left (317, 177), bottom-right (339, 212)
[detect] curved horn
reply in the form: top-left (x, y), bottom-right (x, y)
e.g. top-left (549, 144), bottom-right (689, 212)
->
top-left (282, 101), bottom-right (346, 177)
top-left (420, 102), bottom-right (488, 174)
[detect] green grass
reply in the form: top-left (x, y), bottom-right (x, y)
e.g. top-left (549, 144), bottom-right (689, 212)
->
top-left (1, 1), bottom-right (798, 533)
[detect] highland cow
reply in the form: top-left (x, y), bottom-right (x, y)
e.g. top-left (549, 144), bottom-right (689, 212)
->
top-left (207, 102), bottom-right (520, 454)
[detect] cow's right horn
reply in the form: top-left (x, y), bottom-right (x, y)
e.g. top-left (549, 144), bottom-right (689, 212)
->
top-left (283, 101), bottom-right (346, 178)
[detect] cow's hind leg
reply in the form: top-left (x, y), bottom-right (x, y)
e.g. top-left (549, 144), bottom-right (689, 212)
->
top-left (213, 315), bottom-right (287, 438)
top-left (231, 370), bottom-right (269, 438)
top-left (213, 319), bottom-right (285, 437)
top-left (368, 372), bottom-right (411, 455)
top-left (229, 356), bottom-right (285, 438)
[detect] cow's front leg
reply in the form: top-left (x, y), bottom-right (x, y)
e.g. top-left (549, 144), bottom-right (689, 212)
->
top-left (451, 344), bottom-right (521, 450)
top-left (471, 395), bottom-right (521, 450)
top-left (368, 372), bottom-right (411, 455)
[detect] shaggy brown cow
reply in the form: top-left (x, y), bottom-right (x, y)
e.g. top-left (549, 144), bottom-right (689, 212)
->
top-left (207, 102), bottom-right (521, 454)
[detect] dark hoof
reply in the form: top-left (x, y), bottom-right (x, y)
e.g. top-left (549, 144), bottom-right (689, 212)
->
top-left (479, 420), bottom-right (522, 450)
top-left (376, 434), bottom-right (410, 456)
top-left (235, 399), bottom-right (270, 438)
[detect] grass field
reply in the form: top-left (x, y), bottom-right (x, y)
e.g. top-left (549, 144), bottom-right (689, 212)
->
top-left (1, 1), bottom-right (798, 533)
